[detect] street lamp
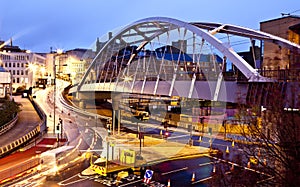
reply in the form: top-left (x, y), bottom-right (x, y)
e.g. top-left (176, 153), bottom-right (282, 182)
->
top-left (53, 50), bottom-right (67, 142)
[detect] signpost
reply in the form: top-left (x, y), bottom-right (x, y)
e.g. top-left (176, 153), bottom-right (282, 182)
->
top-left (143, 169), bottom-right (154, 184)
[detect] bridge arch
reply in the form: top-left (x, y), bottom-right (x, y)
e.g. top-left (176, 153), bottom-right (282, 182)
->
top-left (73, 17), bottom-right (300, 102)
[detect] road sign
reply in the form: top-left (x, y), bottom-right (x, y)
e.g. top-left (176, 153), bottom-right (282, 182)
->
top-left (143, 169), bottom-right (154, 184)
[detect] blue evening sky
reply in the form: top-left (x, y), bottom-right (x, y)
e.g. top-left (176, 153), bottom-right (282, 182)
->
top-left (0, 0), bottom-right (299, 53)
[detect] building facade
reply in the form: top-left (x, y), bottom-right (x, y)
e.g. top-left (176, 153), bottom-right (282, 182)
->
top-left (260, 15), bottom-right (300, 70)
top-left (0, 41), bottom-right (46, 92)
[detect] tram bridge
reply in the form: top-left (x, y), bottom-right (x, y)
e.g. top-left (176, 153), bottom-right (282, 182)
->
top-left (69, 17), bottom-right (300, 106)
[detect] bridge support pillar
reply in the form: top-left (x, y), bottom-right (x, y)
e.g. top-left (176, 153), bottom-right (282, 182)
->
top-left (111, 93), bottom-right (122, 135)
top-left (79, 100), bottom-right (86, 109)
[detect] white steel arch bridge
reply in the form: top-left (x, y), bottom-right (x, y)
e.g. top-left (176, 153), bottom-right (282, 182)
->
top-left (70, 17), bottom-right (300, 103)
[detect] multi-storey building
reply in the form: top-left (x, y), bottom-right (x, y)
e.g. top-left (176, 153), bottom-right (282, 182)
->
top-left (45, 48), bottom-right (95, 85)
top-left (0, 40), bottom-right (46, 92)
top-left (260, 15), bottom-right (300, 69)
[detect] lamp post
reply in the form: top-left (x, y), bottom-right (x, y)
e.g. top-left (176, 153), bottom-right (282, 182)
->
top-left (53, 49), bottom-right (66, 140)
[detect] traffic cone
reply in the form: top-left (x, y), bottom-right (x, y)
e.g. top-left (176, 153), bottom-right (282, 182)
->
top-left (257, 149), bottom-right (261, 157)
top-left (191, 172), bottom-right (195, 182)
top-left (167, 179), bottom-right (171, 187)
top-left (226, 146), bottom-right (230, 154)
top-left (263, 158), bottom-right (267, 166)
top-left (231, 141), bottom-right (235, 147)
top-left (247, 161), bottom-right (251, 168)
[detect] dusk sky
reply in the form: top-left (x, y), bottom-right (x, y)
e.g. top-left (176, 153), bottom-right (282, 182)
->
top-left (0, 0), bottom-right (299, 53)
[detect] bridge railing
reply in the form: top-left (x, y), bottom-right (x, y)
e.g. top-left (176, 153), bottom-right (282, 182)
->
top-left (259, 68), bottom-right (300, 82)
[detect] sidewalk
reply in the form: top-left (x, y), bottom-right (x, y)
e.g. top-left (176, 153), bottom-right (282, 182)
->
top-left (100, 131), bottom-right (210, 167)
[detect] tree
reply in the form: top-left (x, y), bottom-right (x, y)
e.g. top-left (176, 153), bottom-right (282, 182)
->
top-left (235, 83), bottom-right (300, 187)
top-left (0, 100), bottom-right (22, 127)
top-left (208, 82), bottom-right (300, 186)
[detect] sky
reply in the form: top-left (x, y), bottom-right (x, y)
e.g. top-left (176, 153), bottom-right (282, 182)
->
top-left (0, 0), bottom-right (299, 53)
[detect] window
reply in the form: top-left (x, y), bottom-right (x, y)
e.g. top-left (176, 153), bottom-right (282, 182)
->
top-left (12, 70), bottom-right (15, 75)
top-left (16, 77), bottom-right (19, 83)
top-left (13, 63), bottom-right (15, 67)
top-left (17, 70), bottom-right (19, 75)
top-left (17, 63), bottom-right (20, 67)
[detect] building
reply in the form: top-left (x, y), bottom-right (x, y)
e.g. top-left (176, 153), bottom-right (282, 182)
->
top-left (46, 48), bottom-right (96, 85)
top-left (260, 15), bottom-right (300, 69)
top-left (0, 66), bottom-right (12, 98)
top-left (0, 40), bottom-right (46, 92)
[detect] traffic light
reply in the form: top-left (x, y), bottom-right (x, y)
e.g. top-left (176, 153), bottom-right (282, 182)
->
top-left (163, 121), bottom-right (168, 129)
top-left (55, 123), bottom-right (61, 134)
top-left (59, 118), bottom-right (63, 125)
top-left (138, 132), bottom-right (144, 139)
top-left (165, 131), bottom-right (169, 137)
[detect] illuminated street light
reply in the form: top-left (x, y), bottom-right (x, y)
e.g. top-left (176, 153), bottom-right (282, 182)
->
top-left (53, 49), bottom-right (67, 145)
top-left (40, 66), bottom-right (46, 77)
top-left (26, 62), bottom-right (37, 88)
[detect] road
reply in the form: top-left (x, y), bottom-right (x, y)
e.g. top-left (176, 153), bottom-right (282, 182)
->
top-left (7, 81), bottom-right (260, 186)
top-left (51, 155), bottom-right (213, 187)
top-left (0, 95), bottom-right (41, 148)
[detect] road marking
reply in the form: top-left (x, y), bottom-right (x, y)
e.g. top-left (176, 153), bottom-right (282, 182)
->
top-left (207, 155), bottom-right (273, 177)
top-left (58, 173), bottom-right (87, 186)
top-left (167, 134), bottom-right (189, 140)
top-left (198, 161), bottom-right (214, 167)
top-left (192, 176), bottom-right (212, 184)
top-left (161, 167), bottom-right (188, 175)
top-left (118, 179), bottom-right (142, 187)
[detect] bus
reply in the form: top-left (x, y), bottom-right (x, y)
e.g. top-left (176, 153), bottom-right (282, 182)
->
top-left (40, 146), bottom-right (79, 176)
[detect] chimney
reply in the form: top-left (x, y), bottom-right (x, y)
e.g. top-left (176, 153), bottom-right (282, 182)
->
top-left (108, 32), bottom-right (113, 40)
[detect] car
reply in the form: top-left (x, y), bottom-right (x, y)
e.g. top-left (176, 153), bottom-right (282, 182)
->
top-left (249, 156), bottom-right (258, 165)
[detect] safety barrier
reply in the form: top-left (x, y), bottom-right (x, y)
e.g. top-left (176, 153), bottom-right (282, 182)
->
top-left (0, 125), bottom-right (40, 158)
top-left (0, 95), bottom-right (47, 158)
top-left (0, 114), bottom-right (18, 136)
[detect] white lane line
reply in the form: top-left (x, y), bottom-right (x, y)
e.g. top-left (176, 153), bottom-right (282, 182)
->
top-left (161, 167), bottom-right (188, 176)
top-left (207, 155), bottom-right (272, 177)
top-left (58, 174), bottom-right (88, 186)
top-left (192, 176), bottom-right (212, 184)
top-left (167, 134), bottom-right (189, 140)
top-left (58, 173), bottom-right (80, 185)
top-left (118, 179), bottom-right (143, 187)
top-left (198, 161), bottom-right (215, 167)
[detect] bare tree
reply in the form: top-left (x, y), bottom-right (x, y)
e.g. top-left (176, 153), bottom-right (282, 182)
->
top-left (236, 82), bottom-right (300, 187)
